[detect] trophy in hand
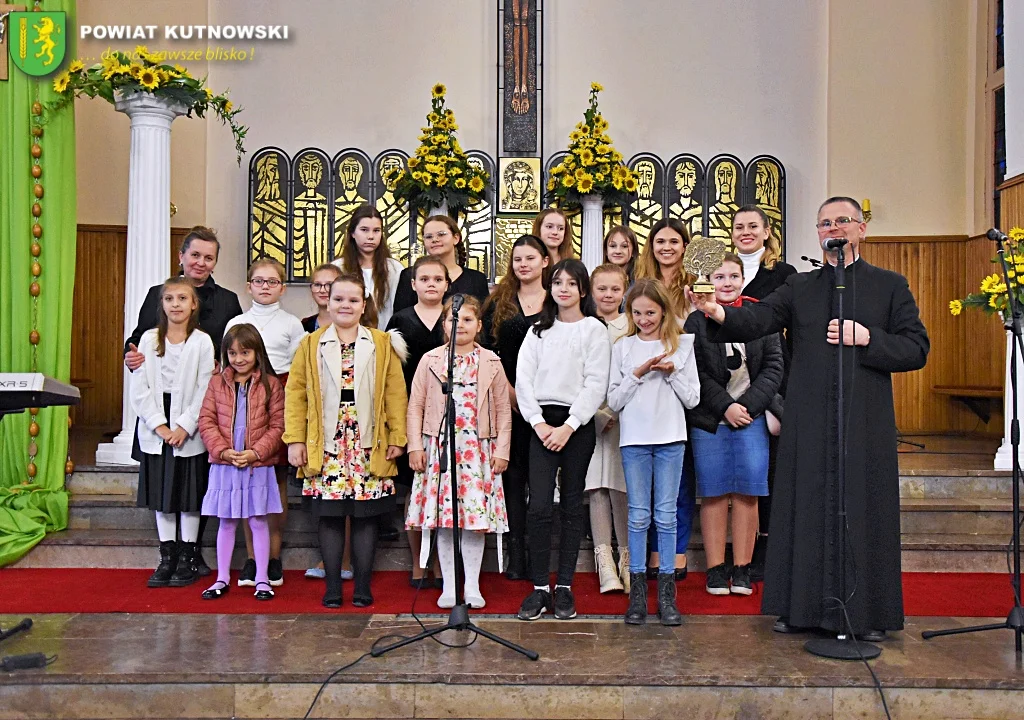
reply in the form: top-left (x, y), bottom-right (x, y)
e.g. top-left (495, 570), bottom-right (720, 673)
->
top-left (683, 235), bottom-right (729, 294)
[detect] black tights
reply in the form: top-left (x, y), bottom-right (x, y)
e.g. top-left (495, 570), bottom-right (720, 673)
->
top-left (318, 515), bottom-right (378, 603)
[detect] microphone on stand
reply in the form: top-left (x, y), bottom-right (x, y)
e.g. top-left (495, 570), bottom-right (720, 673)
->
top-left (800, 255), bottom-right (823, 268)
top-left (823, 237), bottom-right (849, 250)
top-left (988, 228), bottom-right (1009, 243)
top-left (450, 293), bottom-right (466, 314)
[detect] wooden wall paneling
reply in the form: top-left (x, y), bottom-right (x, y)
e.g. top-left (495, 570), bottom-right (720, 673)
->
top-left (70, 225), bottom-right (195, 430)
top-left (998, 174), bottom-right (1024, 232)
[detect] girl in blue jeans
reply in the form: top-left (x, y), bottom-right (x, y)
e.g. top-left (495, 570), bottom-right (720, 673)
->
top-left (608, 278), bottom-right (700, 626)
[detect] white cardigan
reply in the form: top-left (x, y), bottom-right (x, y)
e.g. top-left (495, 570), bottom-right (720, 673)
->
top-left (130, 328), bottom-right (215, 457)
top-left (585, 315), bottom-right (629, 492)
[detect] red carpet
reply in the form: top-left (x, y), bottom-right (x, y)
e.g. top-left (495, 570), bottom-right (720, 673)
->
top-left (0, 569), bottom-right (1015, 617)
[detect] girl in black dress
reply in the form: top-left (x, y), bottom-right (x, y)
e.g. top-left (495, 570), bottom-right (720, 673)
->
top-left (386, 255), bottom-right (449, 587)
top-left (729, 204), bottom-right (797, 580)
top-left (480, 235), bottom-right (550, 579)
top-left (392, 215), bottom-right (490, 313)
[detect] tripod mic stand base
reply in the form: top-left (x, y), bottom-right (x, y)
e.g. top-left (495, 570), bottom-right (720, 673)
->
top-left (804, 637), bottom-right (881, 661)
top-left (370, 603), bottom-right (540, 661)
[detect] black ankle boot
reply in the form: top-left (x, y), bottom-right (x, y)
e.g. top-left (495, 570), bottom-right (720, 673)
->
top-left (505, 535), bottom-right (529, 580)
top-left (624, 572), bottom-right (648, 625)
top-left (657, 573), bottom-right (683, 626)
top-left (169, 541), bottom-right (199, 587)
top-left (148, 540), bottom-right (178, 587)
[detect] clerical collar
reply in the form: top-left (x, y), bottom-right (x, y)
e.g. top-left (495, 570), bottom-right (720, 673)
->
top-left (825, 253), bottom-right (861, 267)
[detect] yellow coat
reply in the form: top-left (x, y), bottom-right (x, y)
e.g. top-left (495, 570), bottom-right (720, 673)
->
top-left (283, 325), bottom-right (408, 479)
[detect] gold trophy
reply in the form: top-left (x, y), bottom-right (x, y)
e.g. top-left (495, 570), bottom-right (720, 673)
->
top-left (683, 235), bottom-right (729, 294)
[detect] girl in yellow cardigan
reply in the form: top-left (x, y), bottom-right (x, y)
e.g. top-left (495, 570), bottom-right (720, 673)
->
top-left (284, 273), bottom-right (408, 608)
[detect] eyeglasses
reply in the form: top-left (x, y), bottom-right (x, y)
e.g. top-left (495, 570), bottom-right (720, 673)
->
top-left (311, 282), bottom-right (333, 291)
top-left (423, 230), bottom-right (451, 240)
top-left (815, 216), bottom-right (860, 230)
top-left (250, 277), bottom-right (283, 288)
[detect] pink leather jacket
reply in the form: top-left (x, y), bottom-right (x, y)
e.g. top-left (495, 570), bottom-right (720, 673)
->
top-left (406, 345), bottom-right (512, 461)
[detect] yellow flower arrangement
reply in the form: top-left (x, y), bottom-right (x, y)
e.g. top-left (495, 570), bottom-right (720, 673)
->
top-left (45, 46), bottom-right (247, 164)
top-left (389, 84), bottom-right (491, 213)
top-left (951, 227), bottom-right (1024, 319)
top-left (547, 82), bottom-right (637, 207)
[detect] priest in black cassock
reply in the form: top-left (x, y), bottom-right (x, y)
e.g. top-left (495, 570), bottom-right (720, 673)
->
top-left (688, 197), bottom-right (929, 641)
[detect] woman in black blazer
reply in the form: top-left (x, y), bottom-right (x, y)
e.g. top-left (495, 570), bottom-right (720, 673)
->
top-left (729, 204), bottom-right (797, 581)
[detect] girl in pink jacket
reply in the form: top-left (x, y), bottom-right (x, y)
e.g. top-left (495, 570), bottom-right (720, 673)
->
top-left (405, 295), bottom-right (512, 609)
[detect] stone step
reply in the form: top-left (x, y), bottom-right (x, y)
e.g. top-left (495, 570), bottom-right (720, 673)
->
top-left (14, 525), bottom-right (1014, 573)
top-left (67, 493), bottom-right (1017, 538)
top-left (69, 465), bottom-right (1024, 499)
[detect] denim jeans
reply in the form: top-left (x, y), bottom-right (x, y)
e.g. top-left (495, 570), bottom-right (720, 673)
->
top-left (621, 441), bottom-right (685, 574)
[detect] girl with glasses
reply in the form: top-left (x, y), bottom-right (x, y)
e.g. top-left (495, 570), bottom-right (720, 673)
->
top-left (393, 216), bottom-right (491, 314)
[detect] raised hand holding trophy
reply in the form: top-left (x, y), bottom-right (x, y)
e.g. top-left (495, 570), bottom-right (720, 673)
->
top-left (683, 235), bottom-right (728, 294)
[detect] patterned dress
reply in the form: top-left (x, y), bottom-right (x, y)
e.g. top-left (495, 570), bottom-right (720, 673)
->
top-left (406, 349), bottom-right (508, 533)
top-left (305, 341), bottom-right (394, 518)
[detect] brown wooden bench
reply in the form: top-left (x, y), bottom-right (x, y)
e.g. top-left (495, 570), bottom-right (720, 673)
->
top-left (932, 385), bottom-right (1003, 423)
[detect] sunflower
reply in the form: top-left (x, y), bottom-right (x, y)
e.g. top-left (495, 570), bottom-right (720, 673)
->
top-left (204, 87), bottom-right (214, 100)
top-left (562, 174), bottom-right (575, 188)
top-left (579, 148), bottom-right (595, 166)
top-left (575, 168), bottom-right (587, 181)
top-left (448, 166), bottom-right (462, 176)
top-left (469, 175), bottom-right (485, 193)
top-left (454, 177), bottom-right (467, 189)
top-left (223, 100), bottom-right (233, 113)
top-left (52, 71), bottom-right (70, 93)
top-left (623, 176), bottom-right (638, 192)
top-left (174, 63), bottom-right (187, 75)
top-left (422, 174), bottom-right (433, 186)
top-left (547, 178), bottom-right (558, 192)
top-left (590, 82), bottom-right (604, 93)
top-left (569, 130), bottom-right (583, 143)
top-left (595, 173), bottom-right (605, 182)
top-left (407, 157), bottom-right (421, 169)
top-left (68, 59), bottom-right (85, 73)
top-left (578, 175), bottom-right (595, 193)
top-left (128, 63), bottom-right (144, 79)
top-left (100, 54), bottom-right (120, 74)
top-left (432, 83), bottom-right (447, 98)
top-left (412, 171), bottom-right (423, 181)
top-left (948, 300), bottom-right (963, 316)
top-left (980, 274), bottom-right (1003, 293)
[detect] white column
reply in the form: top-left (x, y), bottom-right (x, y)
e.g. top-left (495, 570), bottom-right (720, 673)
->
top-left (1005, 0), bottom-right (1024, 179)
top-left (580, 193), bottom-right (604, 272)
top-left (95, 94), bottom-right (188, 466)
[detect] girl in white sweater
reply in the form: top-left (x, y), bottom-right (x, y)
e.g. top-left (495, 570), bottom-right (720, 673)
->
top-left (224, 258), bottom-right (306, 588)
top-left (515, 259), bottom-right (611, 621)
top-left (608, 278), bottom-right (700, 627)
top-left (132, 277), bottom-right (215, 589)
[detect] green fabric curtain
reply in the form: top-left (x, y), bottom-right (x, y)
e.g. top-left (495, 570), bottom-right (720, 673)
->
top-left (0, 0), bottom-right (77, 566)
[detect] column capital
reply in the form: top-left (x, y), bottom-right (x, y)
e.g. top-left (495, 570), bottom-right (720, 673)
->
top-left (113, 92), bottom-right (190, 123)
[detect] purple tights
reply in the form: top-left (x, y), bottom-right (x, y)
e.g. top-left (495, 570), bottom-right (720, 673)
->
top-left (216, 515), bottom-right (270, 586)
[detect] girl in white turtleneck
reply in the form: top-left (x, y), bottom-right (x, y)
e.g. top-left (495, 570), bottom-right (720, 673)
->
top-left (224, 258), bottom-right (306, 588)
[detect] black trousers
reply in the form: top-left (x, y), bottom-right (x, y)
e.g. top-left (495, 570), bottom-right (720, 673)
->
top-left (504, 412), bottom-right (532, 541)
top-left (527, 405), bottom-right (596, 587)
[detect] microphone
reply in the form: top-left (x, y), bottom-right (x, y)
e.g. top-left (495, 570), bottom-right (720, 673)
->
top-left (450, 293), bottom-right (465, 314)
top-left (823, 238), bottom-right (848, 250)
top-left (800, 255), bottom-right (823, 268)
top-left (0, 653), bottom-right (48, 671)
top-left (988, 228), bottom-right (1009, 243)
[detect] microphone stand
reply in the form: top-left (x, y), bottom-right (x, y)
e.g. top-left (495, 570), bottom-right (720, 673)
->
top-left (372, 300), bottom-right (538, 661)
top-left (805, 243), bottom-right (881, 661)
top-left (922, 233), bottom-right (1024, 655)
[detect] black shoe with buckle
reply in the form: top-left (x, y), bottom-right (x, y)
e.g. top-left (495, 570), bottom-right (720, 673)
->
top-left (147, 541), bottom-right (178, 588)
top-left (254, 581), bottom-right (275, 601)
top-left (517, 588), bottom-right (553, 621)
top-left (553, 586), bottom-right (577, 620)
top-left (168, 541), bottom-right (199, 587)
top-left (202, 580), bottom-right (230, 600)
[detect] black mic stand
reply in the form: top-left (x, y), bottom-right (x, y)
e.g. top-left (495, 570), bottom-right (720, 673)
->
top-left (805, 243), bottom-right (881, 661)
top-left (922, 233), bottom-right (1024, 656)
top-left (372, 300), bottom-right (538, 661)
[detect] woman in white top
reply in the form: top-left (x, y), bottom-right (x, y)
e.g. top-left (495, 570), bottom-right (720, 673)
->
top-left (586, 264), bottom-right (631, 594)
top-left (334, 205), bottom-right (405, 329)
top-left (515, 259), bottom-right (611, 621)
top-left (608, 278), bottom-right (700, 626)
top-left (131, 277), bottom-right (215, 590)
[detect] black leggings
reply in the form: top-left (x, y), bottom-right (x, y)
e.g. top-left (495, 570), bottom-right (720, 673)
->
top-left (503, 412), bottom-right (532, 542)
top-left (318, 515), bottom-right (378, 602)
top-left (527, 405), bottom-right (596, 587)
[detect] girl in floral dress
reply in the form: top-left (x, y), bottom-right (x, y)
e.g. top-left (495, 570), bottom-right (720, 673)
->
top-left (284, 273), bottom-right (408, 609)
top-left (406, 295), bottom-right (512, 609)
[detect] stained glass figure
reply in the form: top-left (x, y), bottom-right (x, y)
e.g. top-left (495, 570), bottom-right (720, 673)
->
top-left (373, 150), bottom-right (413, 266)
top-left (666, 154), bottom-right (705, 243)
top-left (249, 149), bottom-right (289, 272)
top-left (706, 156), bottom-right (742, 249)
top-left (291, 149), bottom-right (331, 281)
top-left (332, 149), bottom-right (371, 260)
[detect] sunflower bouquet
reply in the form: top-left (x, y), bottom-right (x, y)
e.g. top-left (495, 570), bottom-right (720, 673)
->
top-left (546, 82), bottom-right (637, 207)
top-left (389, 83), bottom-right (490, 214)
top-left (950, 227), bottom-right (1024, 320)
top-left (45, 46), bottom-right (247, 164)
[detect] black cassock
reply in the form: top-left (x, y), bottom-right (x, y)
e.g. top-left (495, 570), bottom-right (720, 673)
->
top-left (709, 259), bottom-right (929, 633)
